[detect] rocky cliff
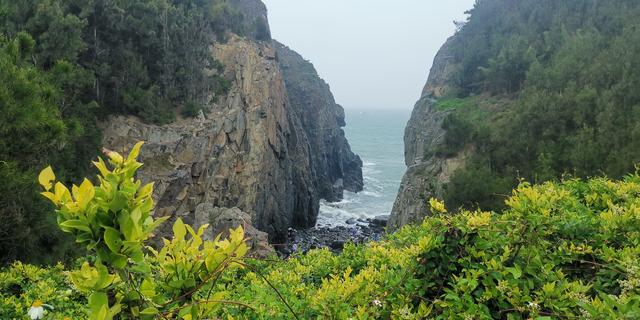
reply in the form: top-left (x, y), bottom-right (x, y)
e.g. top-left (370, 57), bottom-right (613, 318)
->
top-left (389, 37), bottom-right (468, 229)
top-left (274, 41), bottom-right (363, 201)
top-left (102, 3), bottom-right (362, 243)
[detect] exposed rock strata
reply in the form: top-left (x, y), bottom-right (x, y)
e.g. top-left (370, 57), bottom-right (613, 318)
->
top-left (389, 37), bottom-right (469, 229)
top-left (102, 34), bottom-right (362, 242)
top-left (274, 41), bottom-right (364, 201)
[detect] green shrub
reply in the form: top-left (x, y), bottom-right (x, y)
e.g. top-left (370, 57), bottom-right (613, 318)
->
top-left (429, 0), bottom-right (640, 213)
top-left (181, 101), bottom-right (206, 118)
top-left (4, 152), bottom-right (640, 319)
top-left (0, 33), bottom-right (97, 264)
top-left (436, 113), bottom-right (474, 158)
top-left (212, 175), bottom-right (640, 319)
top-left (434, 97), bottom-right (473, 111)
top-left (212, 75), bottom-right (232, 103)
top-left (253, 18), bottom-right (271, 41)
top-left (26, 142), bottom-right (249, 319)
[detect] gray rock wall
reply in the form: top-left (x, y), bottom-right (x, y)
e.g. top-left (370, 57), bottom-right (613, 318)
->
top-left (102, 34), bottom-right (363, 242)
top-left (389, 36), bottom-right (469, 229)
top-left (274, 41), bottom-right (364, 201)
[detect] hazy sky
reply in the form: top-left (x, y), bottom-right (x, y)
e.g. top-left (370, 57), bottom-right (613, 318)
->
top-left (262, 0), bottom-right (476, 110)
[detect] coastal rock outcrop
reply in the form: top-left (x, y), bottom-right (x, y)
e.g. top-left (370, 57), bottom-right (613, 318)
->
top-left (102, 5), bottom-right (362, 243)
top-left (389, 37), bottom-right (469, 229)
top-left (103, 37), bottom-right (316, 243)
top-left (274, 41), bottom-right (364, 201)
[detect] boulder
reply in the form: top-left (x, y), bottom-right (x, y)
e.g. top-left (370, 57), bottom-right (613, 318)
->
top-left (371, 215), bottom-right (390, 227)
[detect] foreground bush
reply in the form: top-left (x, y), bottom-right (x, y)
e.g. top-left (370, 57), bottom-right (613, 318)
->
top-left (211, 175), bottom-right (640, 319)
top-left (1, 143), bottom-right (249, 319)
top-left (3, 159), bottom-right (640, 318)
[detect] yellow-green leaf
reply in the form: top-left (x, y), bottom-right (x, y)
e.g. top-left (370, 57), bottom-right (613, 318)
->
top-left (89, 292), bottom-right (109, 320)
top-left (40, 191), bottom-right (57, 204)
top-left (78, 178), bottom-right (95, 208)
top-left (230, 225), bottom-right (245, 244)
top-left (137, 182), bottom-right (154, 200)
top-left (60, 219), bottom-right (92, 233)
top-left (106, 149), bottom-right (124, 165)
top-left (126, 141), bottom-right (145, 163)
top-left (104, 227), bottom-right (123, 253)
top-left (54, 182), bottom-right (71, 203)
top-left (140, 279), bottom-right (157, 298)
top-left (93, 157), bottom-right (110, 177)
top-left (94, 263), bottom-right (116, 290)
top-left (38, 166), bottom-right (55, 191)
top-left (173, 218), bottom-right (186, 241)
top-left (140, 307), bottom-right (159, 316)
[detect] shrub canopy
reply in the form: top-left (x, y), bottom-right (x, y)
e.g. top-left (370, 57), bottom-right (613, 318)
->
top-left (3, 172), bottom-right (640, 318)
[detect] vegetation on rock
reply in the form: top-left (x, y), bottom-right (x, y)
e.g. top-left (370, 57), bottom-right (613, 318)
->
top-left (435, 0), bottom-right (640, 212)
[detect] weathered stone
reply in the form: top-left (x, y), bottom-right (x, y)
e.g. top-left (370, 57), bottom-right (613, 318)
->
top-left (223, 118), bottom-right (235, 133)
top-left (330, 240), bottom-right (345, 251)
top-left (101, 34), bottom-right (363, 244)
top-left (390, 36), bottom-right (471, 230)
top-left (371, 215), bottom-right (390, 227)
top-left (281, 222), bottom-right (385, 256)
top-left (274, 41), bottom-right (364, 201)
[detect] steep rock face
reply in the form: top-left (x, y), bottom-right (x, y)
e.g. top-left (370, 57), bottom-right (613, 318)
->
top-left (421, 37), bottom-right (457, 99)
top-left (389, 37), bottom-right (469, 229)
top-left (274, 41), bottom-right (364, 201)
top-left (103, 37), bottom-right (320, 242)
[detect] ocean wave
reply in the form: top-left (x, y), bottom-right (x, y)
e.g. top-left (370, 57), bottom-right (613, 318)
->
top-left (316, 155), bottom-right (404, 227)
top-left (363, 166), bottom-right (381, 174)
top-left (361, 190), bottom-right (383, 198)
top-left (320, 198), bottom-right (356, 207)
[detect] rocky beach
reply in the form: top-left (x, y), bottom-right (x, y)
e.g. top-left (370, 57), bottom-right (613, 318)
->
top-left (278, 215), bottom-right (388, 256)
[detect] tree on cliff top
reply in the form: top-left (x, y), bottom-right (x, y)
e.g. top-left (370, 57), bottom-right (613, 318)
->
top-left (437, 0), bottom-right (640, 212)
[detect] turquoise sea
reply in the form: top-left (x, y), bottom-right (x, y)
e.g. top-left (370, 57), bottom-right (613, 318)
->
top-left (316, 109), bottom-right (411, 227)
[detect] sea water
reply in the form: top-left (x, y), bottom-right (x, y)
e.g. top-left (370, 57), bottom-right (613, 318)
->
top-left (316, 109), bottom-right (411, 227)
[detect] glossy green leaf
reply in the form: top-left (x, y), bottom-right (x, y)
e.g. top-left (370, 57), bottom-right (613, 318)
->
top-left (173, 218), bottom-right (186, 240)
top-left (89, 292), bottom-right (109, 320)
top-left (104, 227), bottom-right (122, 253)
top-left (59, 219), bottom-right (92, 233)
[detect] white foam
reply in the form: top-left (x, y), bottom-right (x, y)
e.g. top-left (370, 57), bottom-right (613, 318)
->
top-left (362, 190), bottom-right (383, 197)
top-left (315, 111), bottom-right (409, 228)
